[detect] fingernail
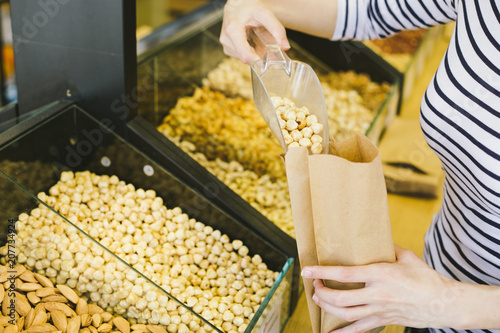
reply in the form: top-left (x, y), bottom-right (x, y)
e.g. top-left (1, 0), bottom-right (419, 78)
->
top-left (312, 294), bottom-right (319, 303)
top-left (281, 38), bottom-right (290, 49)
top-left (301, 269), bottom-right (311, 277)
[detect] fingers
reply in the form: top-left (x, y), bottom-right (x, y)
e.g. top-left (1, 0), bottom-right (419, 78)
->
top-left (312, 281), bottom-right (388, 329)
top-left (313, 279), bottom-right (371, 307)
top-left (302, 264), bottom-right (382, 283)
top-left (220, 21), bottom-right (260, 64)
top-left (313, 292), bottom-right (373, 323)
top-left (220, 0), bottom-right (289, 63)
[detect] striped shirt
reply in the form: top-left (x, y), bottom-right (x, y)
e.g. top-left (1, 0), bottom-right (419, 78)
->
top-left (333, 0), bottom-right (500, 331)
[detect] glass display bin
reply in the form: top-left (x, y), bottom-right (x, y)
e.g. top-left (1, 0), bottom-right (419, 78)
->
top-left (0, 101), bottom-right (294, 333)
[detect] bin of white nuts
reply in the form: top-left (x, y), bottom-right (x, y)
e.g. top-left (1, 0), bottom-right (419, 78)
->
top-left (0, 105), bottom-right (294, 333)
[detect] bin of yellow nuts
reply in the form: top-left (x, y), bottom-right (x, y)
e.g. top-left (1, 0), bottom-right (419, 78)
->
top-left (0, 105), bottom-right (294, 333)
top-left (0, 168), bottom-right (292, 333)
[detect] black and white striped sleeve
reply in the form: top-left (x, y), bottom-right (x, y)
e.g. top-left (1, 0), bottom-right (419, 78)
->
top-left (332, 0), bottom-right (458, 40)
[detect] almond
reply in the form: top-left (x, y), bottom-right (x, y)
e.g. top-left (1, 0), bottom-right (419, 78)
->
top-left (88, 326), bottom-right (99, 333)
top-left (4, 278), bottom-right (21, 291)
top-left (75, 299), bottom-right (88, 316)
top-left (56, 285), bottom-right (79, 304)
top-left (0, 284), bottom-right (5, 301)
top-left (33, 274), bottom-right (53, 288)
top-left (2, 293), bottom-right (11, 316)
top-left (15, 295), bottom-right (31, 317)
top-left (35, 287), bottom-right (59, 298)
top-left (81, 314), bottom-right (92, 327)
top-left (44, 302), bottom-right (75, 317)
top-left (99, 313), bottom-right (112, 323)
top-left (3, 324), bottom-right (17, 333)
top-left (0, 273), bottom-right (8, 284)
top-left (112, 317), bottom-right (129, 333)
top-left (41, 295), bottom-right (68, 303)
top-left (24, 308), bottom-right (35, 329)
top-left (27, 323), bottom-right (58, 332)
top-left (15, 317), bottom-right (24, 332)
top-left (17, 283), bottom-right (43, 292)
top-left (91, 314), bottom-right (102, 327)
top-left (130, 325), bottom-right (147, 331)
top-left (13, 265), bottom-right (26, 278)
top-left (146, 326), bottom-right (167, 333)
top-left (19, 271), bottom-right (38, 283)
top-left (67, 316), bottom-right (81, 333)
top-left (0, 316), bottom-right (11, 325)
top-left (27, 292), bottom-right (41, 305)
top-left (97, 323), bottom-right (112, 333)
top-left (80, 328), bottom-right (91, 333)
top-left (51, 310), bottom-right (67, 332)
top-left (31, 304), bottom-right (47, 326)
top-left (3, 292), bottom-right (19, 319)
top-left (87, 305), bottom-right (103, 316)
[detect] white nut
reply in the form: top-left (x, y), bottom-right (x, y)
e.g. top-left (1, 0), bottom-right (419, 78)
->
top-left (285, 119), bottom-right (298, 131)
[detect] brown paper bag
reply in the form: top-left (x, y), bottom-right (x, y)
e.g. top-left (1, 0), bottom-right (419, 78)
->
top-left (285, 133), bottom-right (395, 333)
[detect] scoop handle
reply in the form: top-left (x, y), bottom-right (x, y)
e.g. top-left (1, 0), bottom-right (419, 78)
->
top-left (249, 27), bottom-right (292, 76)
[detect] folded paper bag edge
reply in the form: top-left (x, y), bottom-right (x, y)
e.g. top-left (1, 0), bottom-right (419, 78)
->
top-left (328, 133), bottom-right (379, 163)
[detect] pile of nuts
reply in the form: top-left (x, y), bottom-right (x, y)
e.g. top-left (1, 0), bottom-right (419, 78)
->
top-left (0, 263), bottom-right (169, 333)
top-left (204, 89), bottom-right (269, 134)
top-left (270, 96), bottom-right (324, 154)
top-left (168, 136), bottom-right (295, 238)
top-left (202, 57), bottom-right (392, 141)
top-left (202, 58), bottom-right (253, 100)
top-left (320, 84), bottom-right (374, 142)
top-left (2, 171), bottom-right (284, 333)
top-left (157, 87), bottom-right (285, 181)
top-left (317, 71), bottom-right (392, 116)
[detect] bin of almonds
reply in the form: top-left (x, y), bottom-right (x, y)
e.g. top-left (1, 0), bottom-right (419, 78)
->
top-left (157, 57), bottom-right (392, 238)
top-left (0, 170), bottom-right (289, 333)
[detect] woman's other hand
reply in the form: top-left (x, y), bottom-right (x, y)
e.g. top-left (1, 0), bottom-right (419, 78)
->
top-left (302, 245), bottom-right (469, 331)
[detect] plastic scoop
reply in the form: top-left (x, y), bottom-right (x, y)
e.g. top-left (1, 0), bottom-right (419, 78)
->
top-left (249, 27), bottom-right (329, 154)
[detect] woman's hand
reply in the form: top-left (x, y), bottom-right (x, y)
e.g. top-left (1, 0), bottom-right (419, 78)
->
top-left (220, 0), bottom-right (290, 64)
top-left (302, 245), bottom-right (470, 331)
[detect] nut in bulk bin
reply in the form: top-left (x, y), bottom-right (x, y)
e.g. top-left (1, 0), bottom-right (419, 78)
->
top-left (0, 260), bottom-right (177, 333)
top-left (0, 170), bottom-right (291, 333)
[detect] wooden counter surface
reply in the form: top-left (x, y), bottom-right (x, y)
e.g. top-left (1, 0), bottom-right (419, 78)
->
top-left (283, 24), bottom-right (454, 333)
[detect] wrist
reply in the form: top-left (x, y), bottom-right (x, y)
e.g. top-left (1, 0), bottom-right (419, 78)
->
top-left (442, 280), bottom-right (500, 329)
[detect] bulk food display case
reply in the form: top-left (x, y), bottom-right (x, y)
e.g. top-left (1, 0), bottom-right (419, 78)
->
top-left (0, 100), bottom-right (294, 333)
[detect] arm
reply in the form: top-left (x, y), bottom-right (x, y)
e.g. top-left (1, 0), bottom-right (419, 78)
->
top-left (302, 245), bottom-right (500, 331)
top-left (220, 0), bottom-right (457, 63)
top-left (220, 0), bottom-right (337, 63)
